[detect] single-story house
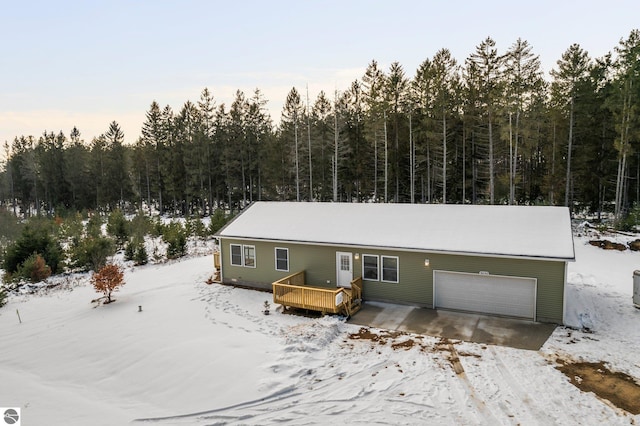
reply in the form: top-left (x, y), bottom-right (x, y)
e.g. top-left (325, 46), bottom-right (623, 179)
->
top-left (215, 201), bottom-right (575, 324)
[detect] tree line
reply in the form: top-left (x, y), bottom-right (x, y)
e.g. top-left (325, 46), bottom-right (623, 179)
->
top-left (1, 31), bottom-right (639, 220)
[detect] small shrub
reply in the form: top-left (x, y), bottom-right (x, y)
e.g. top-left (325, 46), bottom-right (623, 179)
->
top-left (124, 241), bottom-right (135, 261)
top-left (619, 204), bottom-right (640, 232)
top-left (60, 212), bottom-right (85, 241)
top-left (209, 209), bottom-right (230, 234)
top-left (150, 217), bottom-right (164, 238)
top-left (125, 237), bottom-right (148, 266)
top-left (162, 222), bottom-right (187, 259)
top-left (2, 223), bottom-right (64, 276)
top-left (107, 209), bottom-right (129, 247)
top-left (130, 212), bottom-right (152, 239)
top-left (71, 236), bottom-right (115, 272)
top-left (86, 214), bottom-right (103, 238)
top-left (134, 244), bottom-right (148, 265)
top-left (15, 253), bottom-right (52, 283)
top-left (0, 208), bottom-right (23, 242)
top-left (91, 263), bottom-right (125, 303)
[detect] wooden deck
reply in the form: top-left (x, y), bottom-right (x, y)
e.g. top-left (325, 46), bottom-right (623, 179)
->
top-left (272, 271), bottom-right (363, 317)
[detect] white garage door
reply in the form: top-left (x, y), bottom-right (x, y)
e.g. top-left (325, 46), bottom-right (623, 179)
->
top-left (434, 271), bottom-right (536, 320)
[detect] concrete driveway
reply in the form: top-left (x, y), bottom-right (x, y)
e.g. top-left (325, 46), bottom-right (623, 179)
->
top-left (349, 302), bottom-right (557, 351)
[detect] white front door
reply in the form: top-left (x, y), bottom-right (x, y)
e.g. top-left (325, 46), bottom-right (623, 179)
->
top-left (336, 252), bottom-right (353, 288)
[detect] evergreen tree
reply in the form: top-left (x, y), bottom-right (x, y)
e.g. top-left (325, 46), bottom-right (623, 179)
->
top-left (431, 48), bottom-right (460, 203)
top-left (246, 89), bottom-right (272, 202)
top-left (197, 88), bottom-right (217, 213)
top-left (225, 91), bottom-right (249, 207)
top-left (310, 91), bottom-right (334, 201)
top-left (550, 43), bottom-right (591, 209)
top-left (362, 60), bottom-right (386, 201)
top-left (503, 38), bottom-right (544, 204)
top-left (340, 80), bottom-right (369, 201)
top-left (65, 127), bottom-right (91, 210)
top-left (467, 37), bottom-right (504, 203)
top-left (610, 30), bottom-right (640, 219)
top-left (384, 62), bottom-right (409, 202)
top-left (141, 101), bottom-right (164, 213)
top-left (280, 88), bottom-right (306, 200)
top-left (103, 121), bottom-right (131, 209)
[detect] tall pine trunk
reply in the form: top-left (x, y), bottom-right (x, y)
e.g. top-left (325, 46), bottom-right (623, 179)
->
top-left (442, 107), bottom-right (447, 204)
top-left (488, 110), bottom-right (494, 204)
top-left (565, 96), bottom-right (575, 209)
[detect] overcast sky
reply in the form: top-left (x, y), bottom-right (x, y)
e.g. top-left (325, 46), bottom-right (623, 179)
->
top-left (1, 0), bottom-right (638, 156)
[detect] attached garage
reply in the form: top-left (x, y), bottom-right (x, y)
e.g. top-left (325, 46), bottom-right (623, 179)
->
top-left (434, 271), bottom-right (537, 320)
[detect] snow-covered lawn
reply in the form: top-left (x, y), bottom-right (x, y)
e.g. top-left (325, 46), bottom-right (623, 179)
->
top-left (1, 234), bottom-right (639, 425)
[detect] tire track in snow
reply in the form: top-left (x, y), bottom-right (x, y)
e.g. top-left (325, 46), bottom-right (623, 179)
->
top-left (487, 347), bottom-right (558, 425)
top-left (135, 330), bottom-right (487, 424)
top-left (133, 385), bottom-right (301, 423)
top-left (444, 344), bottom-right (501, 425)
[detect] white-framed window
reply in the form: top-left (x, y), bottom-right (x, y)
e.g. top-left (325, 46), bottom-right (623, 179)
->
top-left (230, 243), bottom-right (256, 268)
top-left (381, 255), bottom-right (399, 283)
top-left (275, 247), bottom-right (289, 271)
top-left (362, 254), bottom-right (379, 280)
top-left (243, 245), bottom-right (256, 268)
top-left (230, 244), bottom-right (242, 266)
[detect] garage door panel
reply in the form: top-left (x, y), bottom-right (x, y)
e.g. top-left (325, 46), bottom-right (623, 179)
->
top-left (434, 271), bottom-right (536, 320)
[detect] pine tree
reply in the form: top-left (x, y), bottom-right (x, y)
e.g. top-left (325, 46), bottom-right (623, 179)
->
top-left (65, 127), bottom-right (91, 210)
top-left (362, 60), bottom-right (386, 201)
top-left (310, 91), bottom-right (334, 201)
top-left (468, 37), bottom-right (504, 204)
top-left (550, 43), bottom-right (591, 210)
top-left (280, 88), bottom-right (305, 201)
top-left (503, 38), bottom-right (544, 204)
top-left (610, 30), bottom-right (640, 219)
top-left (431, 48), bottom-right (460, 203)
top-left (225, 91), bottom-right (249, 207)
top-left (198, 88), bottom-right (217, 213)
top-left (384, 62), bottom-right (408, 202)
top-left (103, 121), bottom-right (131, 208)
top-left (246, 89), bottom-right (272, 202)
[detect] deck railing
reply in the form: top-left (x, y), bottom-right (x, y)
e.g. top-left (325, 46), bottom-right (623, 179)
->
top-left (272, 272), bottom-right (363, 316)
top-left (350, 276), bottom-right (363, 301)
top-left (274, 270), bottom-right (306, 286)
top-left (212, 251), bottom-right (221, 282)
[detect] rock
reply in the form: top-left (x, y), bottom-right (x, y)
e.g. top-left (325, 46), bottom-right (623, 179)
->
top-left (628, 239), bottom-right (640, 251)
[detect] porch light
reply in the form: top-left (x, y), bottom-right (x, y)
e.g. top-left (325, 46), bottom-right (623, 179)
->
top-left (424, 259), bottom-right (430, 267)
top-left (354, 253), bottom-right (360, 260)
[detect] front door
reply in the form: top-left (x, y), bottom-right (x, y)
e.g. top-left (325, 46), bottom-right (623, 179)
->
top-left (336, 251), bottom-right (353, 288)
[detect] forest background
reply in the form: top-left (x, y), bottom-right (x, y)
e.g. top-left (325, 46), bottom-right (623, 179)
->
top-left (1, 31), bottom-right (640, 223)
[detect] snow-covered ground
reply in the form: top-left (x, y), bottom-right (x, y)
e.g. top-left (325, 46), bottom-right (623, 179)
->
top-left (1, 233), bottom-right (639, 425)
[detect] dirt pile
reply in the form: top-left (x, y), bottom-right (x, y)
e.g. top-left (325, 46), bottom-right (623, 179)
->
top-left (556, 359), bottom-right (640, 415)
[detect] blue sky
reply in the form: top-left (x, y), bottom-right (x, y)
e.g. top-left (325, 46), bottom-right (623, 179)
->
top-left (1, 0), bottom-right (638, 154)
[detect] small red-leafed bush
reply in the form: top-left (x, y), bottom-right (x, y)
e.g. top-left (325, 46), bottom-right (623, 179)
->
top-left (91, 263), bottom-right (125, 304)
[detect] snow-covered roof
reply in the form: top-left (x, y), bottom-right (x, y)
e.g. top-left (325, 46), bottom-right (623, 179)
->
top-left (218, 202), bottom-right (575, 261)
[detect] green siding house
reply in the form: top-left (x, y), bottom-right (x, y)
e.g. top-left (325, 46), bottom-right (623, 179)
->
top-left (216, 202), bottom-right (575, 324)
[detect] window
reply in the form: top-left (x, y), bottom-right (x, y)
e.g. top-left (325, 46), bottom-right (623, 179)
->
top-left (243, 245), bottom-right (256, 268)
top-left (275, 247), bottom-right (289, 271)
top-left (362, 255), bottom-right (379, 280)
top-left (381, 256), bottom-right (399, 283)
top-left (340, 254), bottom-right (350, 271)
top-left (230, 243), bottom-right (256, 267)
top-left (230, 244), bottom-right (242, 266)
